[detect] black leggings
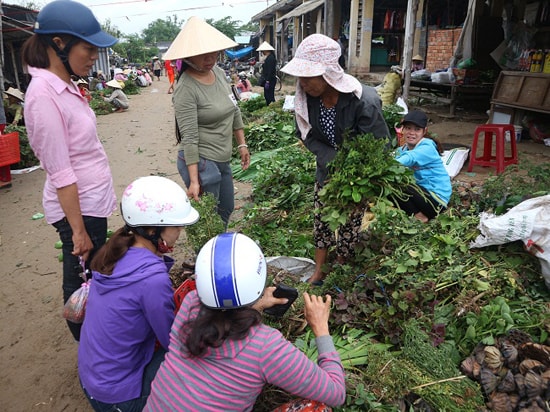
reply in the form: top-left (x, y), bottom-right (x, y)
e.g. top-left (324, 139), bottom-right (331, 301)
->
top-left (394, 185), bottom-right (446, 220)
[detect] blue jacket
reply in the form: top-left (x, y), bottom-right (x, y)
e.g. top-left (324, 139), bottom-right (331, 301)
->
top-left (396, 138), bottom-right (452, 205)
top-left (78, 247), bottom-right (175, 404)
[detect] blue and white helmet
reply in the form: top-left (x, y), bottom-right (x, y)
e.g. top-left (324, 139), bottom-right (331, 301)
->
top-left (195, 233), bottom-right (266, 309)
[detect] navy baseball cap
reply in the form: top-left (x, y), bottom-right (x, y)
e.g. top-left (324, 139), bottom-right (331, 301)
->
top-left (401, 110), bottom-right (428, 128)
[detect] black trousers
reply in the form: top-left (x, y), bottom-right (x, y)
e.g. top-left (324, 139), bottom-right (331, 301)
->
top-left (394, 184), bottom-right (445, 220)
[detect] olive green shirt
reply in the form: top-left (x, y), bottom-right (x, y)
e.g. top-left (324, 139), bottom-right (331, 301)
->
top-left (174, 66), bottom-right (244, 164)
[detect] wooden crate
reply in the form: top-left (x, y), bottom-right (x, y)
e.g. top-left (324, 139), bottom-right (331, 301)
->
top-left (491, 71), bottom-right (550, 114)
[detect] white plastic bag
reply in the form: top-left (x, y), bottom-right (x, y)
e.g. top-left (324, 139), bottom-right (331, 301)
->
top-left (282, 95), bottom-right (295, 112)
top-left (62, 280), bottom-right (91, 324)
top-left (470, 194), bottom-right (550, 289)
top-left (266, 256), bottom-right (315, 282)
top-left (441, 147), bottom-right (469, 178)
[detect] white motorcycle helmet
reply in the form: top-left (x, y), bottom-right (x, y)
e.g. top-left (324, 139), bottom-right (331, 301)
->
top-left (195, 233), bottom-right (266, 309)
top-left (121, 176), bottom-right (199, 227)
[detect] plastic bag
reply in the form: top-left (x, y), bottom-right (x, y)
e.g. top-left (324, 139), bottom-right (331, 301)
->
top-left (62, 280), bottom-right (91, 324)
top-left (441, 147), bottom-right (470, 178)
top-left (470, 194), bottom-right (550, 290)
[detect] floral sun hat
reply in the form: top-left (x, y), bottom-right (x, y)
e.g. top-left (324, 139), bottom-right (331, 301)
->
top-left (280, 34), bottom-right (362, 139)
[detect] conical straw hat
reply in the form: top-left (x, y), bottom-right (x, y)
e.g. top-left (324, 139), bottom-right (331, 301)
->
top-left (106, 79), bottom-right (122, 89)
top-left (256, 41), bottom-right (274, 51)
top-left (164, 16), bottom-right (238, 60)
top-left (5, 87), bottom-right (25, 101)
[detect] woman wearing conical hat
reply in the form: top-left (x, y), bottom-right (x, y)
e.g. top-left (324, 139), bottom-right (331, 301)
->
top-left (257, 41), bottom-right (277, 105)
top-left (165, 16), bottom-right (250, 227)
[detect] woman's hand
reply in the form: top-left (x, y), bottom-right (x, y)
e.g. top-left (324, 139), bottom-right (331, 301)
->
top-left (187, 181), bottom-right (201, 201)
top-left (252, 286), bottom-right (288, 312)
top-left (72, 231), bottom-right (94, 261)
top-left (303, 292), bottom-right (331, 337)
top-left (239, 147), bottom-right (250, 170)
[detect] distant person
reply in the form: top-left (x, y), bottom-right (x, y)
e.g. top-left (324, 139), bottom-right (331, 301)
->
top-left (412, 54), bottom-right (424, 72)
top-left (394, 110), bottom-right (451, 223)
top-left (257, 41), bottom-right (277, 105)
top-left (76, 79), bottom-right (92, 102)
top-left (152, 57), bottom-right (162, 80)
top-left (21, 0), bottom-right (118, 341)
top-left (236, 71), bottom-right (252, 93)
top-left (0, 96), bottom-right (11, 189)
top-left (165, 59), bottom-right (175, 93)
top-left (3, 87), bottom-right (25, 125)
top-left (166, 16), bottom-right (250, 226)
top-left (90, 71), bottom-right (105, 91)
top-left (145, 232), bottom-right (346, 411)
top-left (102, 79), bottom-right (129, 112)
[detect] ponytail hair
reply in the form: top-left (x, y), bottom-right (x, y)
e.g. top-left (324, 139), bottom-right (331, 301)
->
top-left (90, 225), bottom-right (136, 275)
top-left (425, 132), bottom-right (444, 155)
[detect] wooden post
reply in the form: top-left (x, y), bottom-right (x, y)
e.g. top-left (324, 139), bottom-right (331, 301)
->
top-left (402, 0), bottom-right (420, 101)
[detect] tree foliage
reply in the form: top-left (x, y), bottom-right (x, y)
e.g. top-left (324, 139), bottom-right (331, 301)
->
top-left (206, 16), bottom-right (241, 41)
top-left (115, 34), bottom-right (151, 64)
top-left (142, 15), bottom-right (184, 44)
top-left (101, 19), bottom-right (123, 40)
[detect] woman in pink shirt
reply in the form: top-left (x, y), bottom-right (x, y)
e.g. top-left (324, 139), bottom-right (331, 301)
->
top-left (146, 233), bottom-right (346, 411)
top-left (21, 0), bottom-right (118, 342)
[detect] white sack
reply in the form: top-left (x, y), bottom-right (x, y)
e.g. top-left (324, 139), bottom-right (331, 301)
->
top-left (441, 147), bottom-right (469, 178)
top-left (470, 194), bottom-right (550, 289)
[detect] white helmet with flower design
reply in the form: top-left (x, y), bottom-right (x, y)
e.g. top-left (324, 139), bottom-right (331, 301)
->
top-left (121, 176), bottom-right (199, 227)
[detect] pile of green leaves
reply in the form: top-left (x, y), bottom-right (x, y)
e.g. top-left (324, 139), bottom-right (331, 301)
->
top-left (89, 91), bottom-right (114, 115)
top-left (471, 162), bottom-right (550, 215)
top-left (4, 125), bottom-right (39, 169)
top-left (185, 193), bottom-right (225, 254)
top-left (238, 95), bottom-right (266, 117)
top-left (319, 134), bottom-right (417, 231)
top-left (232, 101), bottom-right (550, 411)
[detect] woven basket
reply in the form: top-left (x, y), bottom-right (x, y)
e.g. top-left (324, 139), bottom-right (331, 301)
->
top-left (0, 132), bottom-right (20, 167)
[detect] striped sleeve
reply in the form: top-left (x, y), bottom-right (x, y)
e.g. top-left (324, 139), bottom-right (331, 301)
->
top-left (259, 329), bottom-right (346, 406)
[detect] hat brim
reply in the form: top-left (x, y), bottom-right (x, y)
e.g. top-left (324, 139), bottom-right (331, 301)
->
top-left (5, 89), bottom-right (24, 101)
top-left (256, 41), bottom-right (275, 51)
top-left (164, 16), bottom-right (238, 61)
top-left (181, 206), bottom-right (200, 226)
top-left (78, 30), bottom-right (118, 48)
top-left (106, 80), bottom-right (122, 89)
top-left (280, 57), bottom-right (325, 77)
top-left (400, 118), bottom-right (427, 128)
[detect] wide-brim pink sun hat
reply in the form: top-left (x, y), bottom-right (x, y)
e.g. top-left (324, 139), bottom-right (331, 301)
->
top-left (280, 33), bottom-right (361, 94)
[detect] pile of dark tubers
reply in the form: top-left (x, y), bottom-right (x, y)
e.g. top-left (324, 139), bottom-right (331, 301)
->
top-left (461, 329), bottom-right (550, 412)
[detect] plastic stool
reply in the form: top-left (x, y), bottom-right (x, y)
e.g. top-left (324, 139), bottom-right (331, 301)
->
top-left (467, 124), bottom-right (518, 175)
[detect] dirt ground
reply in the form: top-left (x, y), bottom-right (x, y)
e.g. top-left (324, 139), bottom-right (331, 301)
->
top-left (0, 75), bottom-right (549, 411)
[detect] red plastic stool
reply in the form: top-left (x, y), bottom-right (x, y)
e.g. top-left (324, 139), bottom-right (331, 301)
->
top-left (467, 124), bottom-right (518, 175)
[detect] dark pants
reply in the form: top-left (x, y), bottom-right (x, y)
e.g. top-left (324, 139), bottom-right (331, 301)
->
top-left (83, 348), bottom-right (167, 412)
top-left (394, 185), bottom-right (445, 220)
top-left (264, 78), bottom-right (276, 105)
top-left (52, 216), bottom-right (108, 341)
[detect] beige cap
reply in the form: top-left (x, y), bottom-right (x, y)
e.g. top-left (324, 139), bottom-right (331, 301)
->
top-left (163, 16), bottom-right (238, 60)
top-left (412, 54), bottom-right (424, 61)
top-left (256, 41), bottom-right (274, 51)
top-left (106, 79), bottom-right (122, 89)
top-left (5, 87), bottom-right (24, 102)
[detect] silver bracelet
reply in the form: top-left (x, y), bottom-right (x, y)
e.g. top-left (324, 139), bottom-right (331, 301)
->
top-left (237, 144), bottom-right (248, 149)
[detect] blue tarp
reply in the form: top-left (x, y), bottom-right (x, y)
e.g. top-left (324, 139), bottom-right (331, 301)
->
top-left (225, 46), bottom-right (254, 60)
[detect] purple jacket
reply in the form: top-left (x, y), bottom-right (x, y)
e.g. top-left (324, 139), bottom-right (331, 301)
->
top-left (78, 247), bottom-right (175, 404)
